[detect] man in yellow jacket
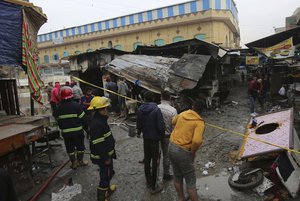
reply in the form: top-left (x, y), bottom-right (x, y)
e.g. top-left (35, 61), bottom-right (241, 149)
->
top-left (168, 100), bottom-right (205, 201)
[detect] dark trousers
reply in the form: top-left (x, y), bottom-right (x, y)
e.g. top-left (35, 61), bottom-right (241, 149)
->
top-left (50, 101), bottom-right (57, 116)
top-left (0, 169), bottom-right (18, 201)
top-left (63, 133), bottom-right (85, 154)
top-left (98, 159), bottom-right (114, 188)
top-left (144, 139), bottom-right (160, 189)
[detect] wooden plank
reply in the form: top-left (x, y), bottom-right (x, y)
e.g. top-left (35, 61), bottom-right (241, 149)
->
top-left (0, 124), bottom-right (41, 140)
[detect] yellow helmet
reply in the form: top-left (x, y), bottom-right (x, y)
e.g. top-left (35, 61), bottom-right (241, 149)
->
top-left (87, 96), bottom-right (110, 110)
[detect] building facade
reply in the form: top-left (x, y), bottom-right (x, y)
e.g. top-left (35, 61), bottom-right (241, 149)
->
top-left (37, 0), bottom-right (240, 64)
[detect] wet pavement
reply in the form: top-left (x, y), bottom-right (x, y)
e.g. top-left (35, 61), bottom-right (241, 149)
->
top-left (18, 83), bottom-right (299, 201)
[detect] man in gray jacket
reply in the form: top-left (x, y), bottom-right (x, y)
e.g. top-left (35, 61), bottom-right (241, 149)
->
top-left (71, 81), bottom-right (83, 103)
top-left (158, 90), bottom-right (177, 181)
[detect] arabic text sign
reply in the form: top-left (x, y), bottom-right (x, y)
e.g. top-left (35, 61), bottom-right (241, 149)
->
top-left (246, 56), bottom-right (259, 65)
top-left (257, 37), bottom-right (295, 59)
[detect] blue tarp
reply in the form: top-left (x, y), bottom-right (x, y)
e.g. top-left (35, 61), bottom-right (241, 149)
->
top-left (0, 1), bottom-right (22, 66)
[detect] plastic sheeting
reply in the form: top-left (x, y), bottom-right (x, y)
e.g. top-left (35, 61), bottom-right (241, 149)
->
top-left (0, 1), bottom-right (22, 66)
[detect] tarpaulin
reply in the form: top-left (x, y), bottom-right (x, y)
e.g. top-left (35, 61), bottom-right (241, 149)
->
top-left (0, 1), bottom-right (22, 66)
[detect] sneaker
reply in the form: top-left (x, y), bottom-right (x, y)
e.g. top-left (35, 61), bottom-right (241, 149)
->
top-left (150, 184), bottom-right (163, 194)
top-left (163, 174), bottom-right (173, 181)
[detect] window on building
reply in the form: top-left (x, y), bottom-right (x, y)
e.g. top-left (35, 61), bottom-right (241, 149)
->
top-left (86, 49), bottom-right (94, 52)
top-left (194, 34), bottom-right (206, 41)
top-left (44, 55), bottom-right (49, 64)
top-left (133, 42), bottom-right (143, 50)
top-left (114, 45), bottom-right (123, 50)
top-left (173, 36), bottom-right (184, 43)
top-left (63, 52), bottom-right (69, 57)
top-left (53, 67), bottom-right (64, 76)
top-left (75, 50), bottom-right (81, 55)
top-left (154, 39), bottom-right (165, 46)
top-left (108, 41), bottom-right (113, 48)
top-left (52, 53), bottom-right (59, 61)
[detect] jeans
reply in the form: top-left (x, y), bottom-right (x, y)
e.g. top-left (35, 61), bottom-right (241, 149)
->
top-left (144, 139), bottom-right (160, 189)
top-left (249, 95), bottom-right (256, 113)
top-left (161, 138), bottom-right (171, 176)
top-left (98, 158), bottom-right (114, 188)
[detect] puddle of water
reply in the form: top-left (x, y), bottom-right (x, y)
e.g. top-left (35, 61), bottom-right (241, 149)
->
top-left (196, 171), bottom-right (260, 201)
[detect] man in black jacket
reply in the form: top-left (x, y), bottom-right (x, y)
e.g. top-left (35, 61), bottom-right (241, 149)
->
top-left (54, 87), bottom-right (88, 169)
top-left (137, 91), bottom-right (165, 194)
top-left (88, 96), bottom-right (116, 201)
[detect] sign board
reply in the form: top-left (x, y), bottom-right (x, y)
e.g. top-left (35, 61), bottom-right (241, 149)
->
top-left (246, 56), bottom-right (259, 65)
top-left (52, 36), bottom-right (64, 45)
top-left (255, 37), bottom-right (295, 59)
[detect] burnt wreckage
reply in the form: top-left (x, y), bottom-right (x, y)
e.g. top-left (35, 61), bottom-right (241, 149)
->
top-left (105, 39), bottom-right (234, 109)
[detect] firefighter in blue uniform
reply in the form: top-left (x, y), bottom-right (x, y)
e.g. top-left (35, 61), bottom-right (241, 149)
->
top-left (87, 96), bottom-right (116, 201)
top-left (54, 87), bottom-right (88, 169)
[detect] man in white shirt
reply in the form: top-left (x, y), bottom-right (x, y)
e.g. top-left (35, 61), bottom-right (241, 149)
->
top-left (158, 90), bottom-right (177, 181)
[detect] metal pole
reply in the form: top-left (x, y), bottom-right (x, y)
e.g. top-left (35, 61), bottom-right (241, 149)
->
top-left (30, 93), bottom-right (34, 116)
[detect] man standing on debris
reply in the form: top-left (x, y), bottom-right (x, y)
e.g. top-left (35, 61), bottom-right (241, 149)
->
top-left (117, 77), bottom-right (129, 118)
top-left (248, 75), bottom-right (259, 116)
top-left (71, 81), bottom-right (83, 103)
top-left (50, 82), bottom-right (61, 115)
top-left (168, 99), bottom-right (205, 201)
top-left (137, 91), bottom-right (165, 194)
top-left (87, 96), bottom-right (117, 201)
top-left (54, 87), bottom-right (88, 170)
top-left (158, 90), bottom-right (177, 181)
top-left (105, 77), bottom-right (118, 114)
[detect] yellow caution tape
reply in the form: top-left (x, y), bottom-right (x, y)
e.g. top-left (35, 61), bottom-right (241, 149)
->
top-left (73, 76), bottom-right (300, 155)
top-left (72, 76), bottom-right (140, 103)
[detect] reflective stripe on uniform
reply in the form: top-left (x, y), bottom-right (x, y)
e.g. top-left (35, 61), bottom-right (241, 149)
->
top-left (58, 114), bottom-right (78, 119)
top-left (62, 126), bottom-right (83, 133)
top-left (92, 131), bottom-right (112, 145)
top-left (78, 111), bottom-right (85, 118)
top-left (77, 150), bottom-right (85, 154)
top-left (69, 152), bottom-right (76, 156)
top-left (91, 154), bottom-right (100, 159)
top-left (108, 149), bottom-right (115, 156)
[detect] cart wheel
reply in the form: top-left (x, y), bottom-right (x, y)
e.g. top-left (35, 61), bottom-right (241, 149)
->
top-left (228, 168), bottom-right (264, 191)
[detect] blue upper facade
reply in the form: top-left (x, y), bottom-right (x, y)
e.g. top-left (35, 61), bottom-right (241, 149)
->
top-left (38, 0), bottom-right (238, 43)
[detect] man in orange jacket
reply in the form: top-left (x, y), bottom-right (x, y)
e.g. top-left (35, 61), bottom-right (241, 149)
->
top-left (168, 100), bottom-right (205, 201)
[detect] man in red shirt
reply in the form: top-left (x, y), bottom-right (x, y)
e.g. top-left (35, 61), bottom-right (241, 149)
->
top-left (50, 82), bottom-right (61, 115)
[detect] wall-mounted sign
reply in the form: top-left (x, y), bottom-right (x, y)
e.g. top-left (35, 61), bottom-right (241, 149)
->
top-left (246, 56), bottom-right (259, 65)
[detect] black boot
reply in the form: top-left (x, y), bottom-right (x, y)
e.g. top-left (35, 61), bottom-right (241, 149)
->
top-left (68, 154), bottom-right (77, 170)
top-left (97, 187), bottom-right (108, 201)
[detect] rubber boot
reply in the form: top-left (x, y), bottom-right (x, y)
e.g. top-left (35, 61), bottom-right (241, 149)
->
top-left (97, 187), bottom-right (108, 201)
top-left (108, 185), bottom-right (116, 197)
top-left (69, 154), bottom-right (77, 170)
top-left (77, 152), bottom-right (88, 167)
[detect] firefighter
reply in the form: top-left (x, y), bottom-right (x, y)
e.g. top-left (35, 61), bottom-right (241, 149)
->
top-left (54, 87), bottom-right (88, 169)
top-left (88, 96), bottom-right (116, 201)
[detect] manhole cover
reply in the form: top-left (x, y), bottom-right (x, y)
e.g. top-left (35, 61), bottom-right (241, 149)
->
top-left (255, 123), bottom-right (279, 135)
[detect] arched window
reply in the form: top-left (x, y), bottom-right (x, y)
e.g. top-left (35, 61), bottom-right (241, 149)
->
top-left (44, 55), bottom-right (49, 64)
top-left (86, 49), bottom-right (94, 52)
top-left (52, 53), bottom-right (59, 61)
top-left (133, 42), bottom-right (143, 50)
top-left (63, 52), bottom-right (69, 57)
top-left (154, 39), bottom-right (165, 46)
top-left (108, 41), bottom-right (113, 48)
top-left (194, 34), bottom-right (206, 41)
top-left (114, 45), bottom-right (123, 50)
top-left (74, 50), bottom-right (81, 55)
top-left (173, 36), bottom-right (184, 43)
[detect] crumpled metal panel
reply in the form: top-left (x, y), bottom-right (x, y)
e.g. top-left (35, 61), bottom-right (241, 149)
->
top-left (106, 54), bottom-right (178, 93)
top-left (168, 54), bottom-right (211, 91)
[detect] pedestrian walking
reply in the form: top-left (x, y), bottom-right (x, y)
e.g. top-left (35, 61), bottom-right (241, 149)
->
top-left (137, 91), bottom-right (165, 194)
top-left (54, 87), bottom-right (88, 170)
top-left (158, 90), bottom-right (177, 181)
top-left (257, 78), bottom-right (265, 110)
top-left (168, 99), bottom-right (205, 201)
top-left (71, 81), bottom-right (83, 103)
top-left (105, 77), bottom-right (118, 113)
top-left (248, 75), bottom-right (259, 116)
top-left (87, 96), bottom-right (117, 201)
top-left (50, 82), bottom-right (61, 116)
top-left (117, 77), bottom-right (129, 118)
